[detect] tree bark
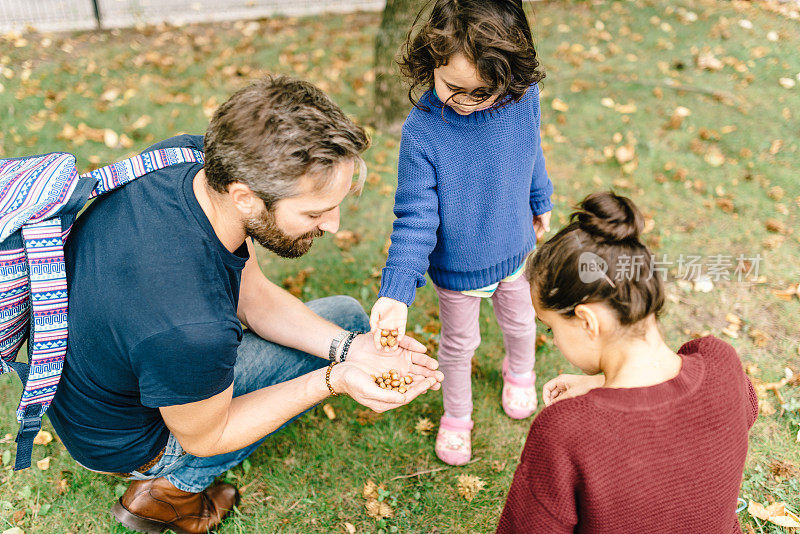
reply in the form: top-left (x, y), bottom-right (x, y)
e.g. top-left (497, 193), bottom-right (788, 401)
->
top-left (373, 0), bottom-right (421, 129)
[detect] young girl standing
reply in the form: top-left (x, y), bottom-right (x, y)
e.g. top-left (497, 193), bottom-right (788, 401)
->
top-left (498, 192), bottom-right (757, 533)
top-left (369, 0), bottom-right (553, 466)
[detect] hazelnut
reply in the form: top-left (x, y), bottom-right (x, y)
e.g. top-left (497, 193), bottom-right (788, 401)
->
top-left (398, 386), bottom-right (407, 394)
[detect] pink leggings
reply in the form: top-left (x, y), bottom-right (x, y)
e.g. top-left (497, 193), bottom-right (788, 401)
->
top-left (434, 275), bottom-right (537, 419)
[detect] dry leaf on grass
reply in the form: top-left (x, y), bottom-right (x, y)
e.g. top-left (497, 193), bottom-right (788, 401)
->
top-left (36, 457), bottom-right (50, 470)
top-left (456, 474), bottom-right (486, 502)
top-left (748, 500), bottom-right (800, 527)
top-left (33, 430), bottom-right (52, 445)
top-left (322, 404), bottom-right (336, 420)
top-left (365, 499), bottom-right (393, 519)
top-left (355, 409), bottom-right (381, 426)
top-left (334, 230), bottom-right (361, 251)
top-left (551, 98), bottom-right (569, 112)
top-left (414, 417), bottom-right (435, 435)
top-left (362, 480), bottom-right (393, 519)
top-left (343, 522), bottom-right (356, 534)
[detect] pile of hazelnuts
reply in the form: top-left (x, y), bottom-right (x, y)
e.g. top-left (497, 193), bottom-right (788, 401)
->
top-left (379, 328), bottom-right (399, 348)
top-left (374, 369), bottom-right (413, 393)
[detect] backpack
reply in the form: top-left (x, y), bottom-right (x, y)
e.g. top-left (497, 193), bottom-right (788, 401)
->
top-left (0, 146), bottom-right (204, 470)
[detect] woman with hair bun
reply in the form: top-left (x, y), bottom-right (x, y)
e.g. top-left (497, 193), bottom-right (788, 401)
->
top-left (497, 192), bottom-right (758, 533)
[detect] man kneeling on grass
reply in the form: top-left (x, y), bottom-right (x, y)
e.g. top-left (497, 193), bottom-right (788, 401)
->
top-left (46, 76), bottom-right (443, 534)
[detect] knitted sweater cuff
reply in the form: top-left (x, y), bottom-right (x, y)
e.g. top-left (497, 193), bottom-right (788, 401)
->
top-left (377, 267), bottom-right (425, 306)
top-left (531, 197), bottom-right (554, 216)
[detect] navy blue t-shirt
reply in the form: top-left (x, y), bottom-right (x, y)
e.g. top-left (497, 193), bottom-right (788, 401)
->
top-left (47, 135), bottom-right (248, 473)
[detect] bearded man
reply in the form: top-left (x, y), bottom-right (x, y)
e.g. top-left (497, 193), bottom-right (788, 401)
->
top-left (47, 76), bottom-right (442, 534)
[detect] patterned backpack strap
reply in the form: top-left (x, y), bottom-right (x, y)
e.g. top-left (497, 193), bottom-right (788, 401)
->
top-left (83, 147), bottom-right (205, 198)
top-left (13, 217), bottom-right (67, 470)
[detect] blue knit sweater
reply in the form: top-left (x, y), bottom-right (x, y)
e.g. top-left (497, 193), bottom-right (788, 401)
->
top-left (378, 84), bottom-right (553, 306)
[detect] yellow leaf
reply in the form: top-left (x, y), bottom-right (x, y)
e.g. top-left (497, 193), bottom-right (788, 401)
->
top-left (343, 522), bottom-right (356, 534)
top-left (704, 146), bottom-right (725, 167)
top-left (614, 145), bottom-right (635, 164)
top-left (456, 474), bottom-right (486, 502)
top-left (33, 430), bottom-right (52, 446)
top-left (551, 98), bottom-right (569, 112)
top-left (103, 129), bottom-right (119, 149)
top-left (36, 457), bottom-right (50, 470)
top-left (749, 499), bottom-right (771, 520)
top-left (322, 404), bottom-right (336, 420)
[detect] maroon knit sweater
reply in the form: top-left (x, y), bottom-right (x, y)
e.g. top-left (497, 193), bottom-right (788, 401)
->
top-left (497, 336), bottom-right (758, 533)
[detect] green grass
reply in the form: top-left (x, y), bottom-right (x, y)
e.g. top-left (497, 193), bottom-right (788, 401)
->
top-left (1, 0), bottom-right (799, 532)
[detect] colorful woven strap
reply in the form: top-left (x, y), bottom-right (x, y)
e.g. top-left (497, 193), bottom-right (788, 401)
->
top-left (84, 147), bottom-right (204, 199)
top-left (18, 218), bottom-right (67, 420)
top-left (0, 153), bottom-right (77, 242)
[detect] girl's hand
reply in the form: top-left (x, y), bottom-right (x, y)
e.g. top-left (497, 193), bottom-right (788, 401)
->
top-left (533, 211), bottom-right (552, 241)
top-left (369, 297), bottom-right (408, 352)
top-left (542, 373), bottom-right (605, 406)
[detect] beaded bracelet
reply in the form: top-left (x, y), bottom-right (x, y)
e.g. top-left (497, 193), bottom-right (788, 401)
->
top-left (328, 330), bottom-right (347, 362)
top-left (326, 361), bottom-right (338, 396)
top-left (338, 331), bottom-right (361, 363)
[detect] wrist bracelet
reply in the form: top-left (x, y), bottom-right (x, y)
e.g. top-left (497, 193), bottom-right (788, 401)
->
top-left (328, 331), bottom-right (347, 362)
top-left (338, 331), bottom-right (360, 363)
top-left (326, 361), bottom-right (339, 396)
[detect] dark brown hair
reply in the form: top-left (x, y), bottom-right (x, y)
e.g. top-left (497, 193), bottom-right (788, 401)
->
top-left (204, 76), bottom-right (370, 209)
top-left (527, 192), bottom-right (665, 326)
top-left (399, 0), bottom-right (545, 110)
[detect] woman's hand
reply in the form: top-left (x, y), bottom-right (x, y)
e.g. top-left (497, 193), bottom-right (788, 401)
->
top-left (542, 373), bottom-right (605, 406)
top-left (369, 297), bottom-right (409, 351)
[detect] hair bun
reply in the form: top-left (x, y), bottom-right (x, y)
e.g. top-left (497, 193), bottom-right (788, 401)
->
top-left (573, 191), bottom-right (644, 243)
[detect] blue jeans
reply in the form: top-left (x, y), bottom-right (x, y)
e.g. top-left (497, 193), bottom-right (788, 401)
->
top-left (125, 295), bottom-right (369, 493)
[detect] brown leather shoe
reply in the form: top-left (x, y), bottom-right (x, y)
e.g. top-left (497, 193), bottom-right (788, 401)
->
top-left (110, 477), bottom-right (239, 534)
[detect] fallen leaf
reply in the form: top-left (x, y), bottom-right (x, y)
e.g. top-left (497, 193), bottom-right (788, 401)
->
top-left (2, 527), bottom-right (24, 534)
top-left (765, 218), bottom-right (787, 234)
top-left (282, 268), bottom-right (314, 298)
top-left (322, 404), bottom-right (336, 420)
top-left (748, 329), bottom-right (769, 347)
top-left (693, 276), bottom-right (714, 293)
top-left (456, 474), bottom-right (486, 502)
top-left (362, 480), bottom-right (377, 499)
top-left (749, 500), bottom-right (771, 520)
top-left (343, 522), bottom-right (356, 534)
top-left (365, 499), bottom-right (393, 519)
top-left (355, 409), bottom-right (381, 426)
top-left (334, 230), bottom-right (361, 251)
top-left (768, 186), bottom-right (785, 200)
top-left (704, 146), bottom-right (725, 167)
top-left (36, 457), bottom-right (50, 470)
top-left (12, 509), bottom-right (25, 522)
top-left (697, 52), bottom-right (724, 71)
top-left (551, 98), bottom-right (569, 112)
top-left (414, 417), bottom-right (435, 435)
top-left (103, 129), bottom-right (119, 149)
top-left (614, 145), bottom-right (635, 164)
top-left (779, 77), bottom-right (796, 89)
top-left (668, 107), bottom-right (691, 130)
top-left (33, 430), bottom-right (53, 446)
top-left (725, 313), bottom-right (742, 326)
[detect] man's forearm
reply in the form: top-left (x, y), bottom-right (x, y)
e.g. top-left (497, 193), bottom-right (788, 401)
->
top-left (188, 366), bottom-right (334, 456)
top-left (242, 281), bottom-right (344, 359)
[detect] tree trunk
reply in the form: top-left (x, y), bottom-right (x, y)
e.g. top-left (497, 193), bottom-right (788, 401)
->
top-left (373, 0), bottom-right (421, 129)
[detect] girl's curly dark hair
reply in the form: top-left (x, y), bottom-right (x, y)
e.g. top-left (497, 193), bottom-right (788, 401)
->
top-left (398, 0), bottom-right (545, 110)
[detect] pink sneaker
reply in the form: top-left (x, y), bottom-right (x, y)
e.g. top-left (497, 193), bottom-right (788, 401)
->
top-left (501, 358), bottom-right (537, 419)
top-left (435, 415), bottom-right (473, 466)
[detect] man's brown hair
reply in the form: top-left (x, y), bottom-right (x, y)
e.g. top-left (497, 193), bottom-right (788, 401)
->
top-left (204, 76), bottom-right (370, 208)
